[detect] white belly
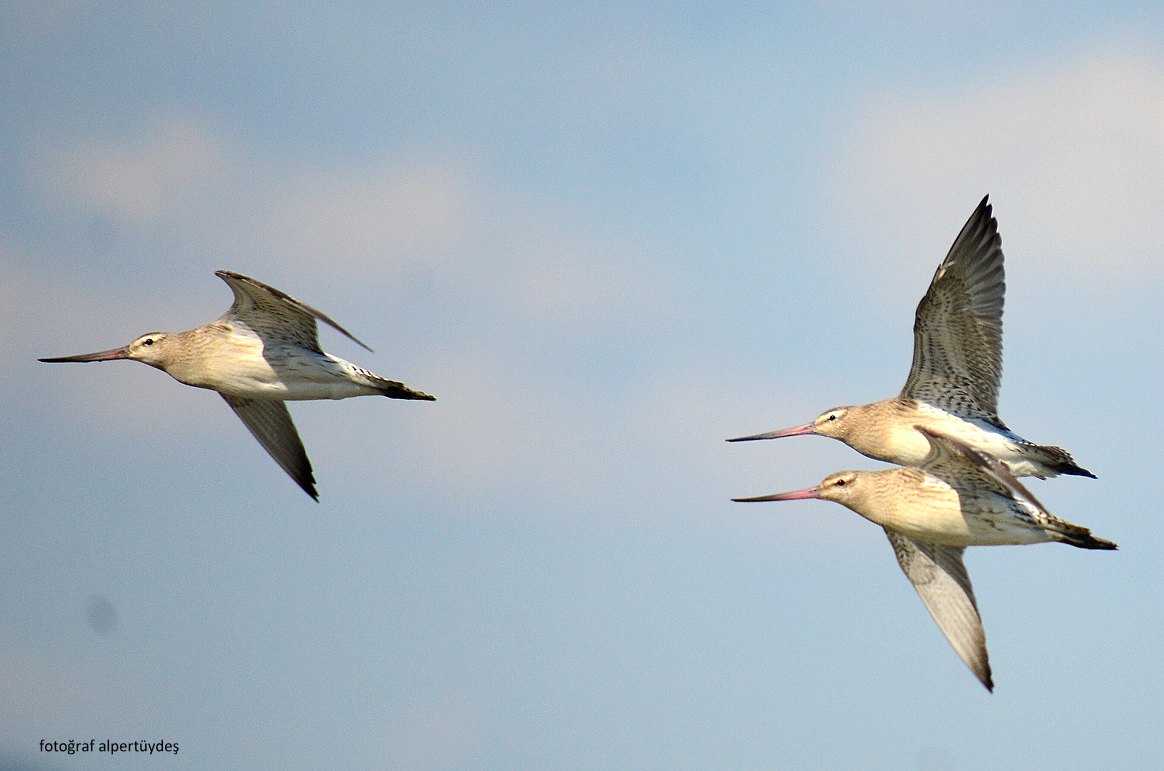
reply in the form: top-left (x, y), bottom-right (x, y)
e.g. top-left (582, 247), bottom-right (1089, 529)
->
top-left (166, 337), bottom-right (376, 401)
top-left (886, 406), bottom-right (1038, 474)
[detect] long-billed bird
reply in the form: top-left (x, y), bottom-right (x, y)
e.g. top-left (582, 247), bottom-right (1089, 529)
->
top-left (733, 426), bottom-right (1115, 690)
top-left (40, 270), bottom-right (434, 500)
top-left (729, 196), bottom-right (1093, 479)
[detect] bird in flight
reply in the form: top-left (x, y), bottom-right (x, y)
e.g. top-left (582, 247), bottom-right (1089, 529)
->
top-left (729, 196), bottom-right (1093, 479)
top-left (40, 270), bottom-right (434, 500)
top-left (734, 426), bottom-right (1115, 691)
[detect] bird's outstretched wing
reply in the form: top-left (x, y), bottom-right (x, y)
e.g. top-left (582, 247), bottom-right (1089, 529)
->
top-left (885, 529), bottom-right (992, 691)
top-left (215, 270), bottom-right (373, 353)
top-left (900, 196), bottom-right (1005, 425)
top-left (222, 394), bottom-right (318, 501)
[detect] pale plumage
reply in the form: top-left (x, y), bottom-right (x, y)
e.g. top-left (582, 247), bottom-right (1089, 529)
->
top-left (733, 427), bottom-right (1116, 691)
top-left (40, 270), bottom-right (434, 500)
top-left (729, 196), bottom-right (1093, 479)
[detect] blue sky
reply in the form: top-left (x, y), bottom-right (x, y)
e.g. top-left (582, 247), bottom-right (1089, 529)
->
top-left (3, 4), bottom-right (1162, 769)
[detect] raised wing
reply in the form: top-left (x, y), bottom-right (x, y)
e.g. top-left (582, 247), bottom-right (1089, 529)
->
top-left (900, 196), bottom-right (1005, 425)
top-left (885, 529), bottom-right (992, 691)
top-left (215, 270), bottom-right (372, 353)
top-left (222, 394), bottom-right (318, 500)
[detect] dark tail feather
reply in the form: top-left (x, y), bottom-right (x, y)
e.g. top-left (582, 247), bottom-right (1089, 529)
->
top-left (1060, 526), bottom-right (1118, 551)
top-left (378, 379), bottom-right (436, 401)
top-left (1039, 444), bottom-right (1097, 479)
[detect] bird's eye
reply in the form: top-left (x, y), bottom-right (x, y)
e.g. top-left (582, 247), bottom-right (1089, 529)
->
top-left (827, 414), bottom-right (837, 421)
top-left (835, 478), bottom-right (846, 486)
top-left (142, 338), bottom-right (155, 346)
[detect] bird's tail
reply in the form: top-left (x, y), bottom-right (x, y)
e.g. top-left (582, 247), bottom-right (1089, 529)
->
top-left (373, 376), bottom-right (435, 401)
top-left (1055, 521), bottom-right (1118, 551)
top-left (1035, 443), bottom-right (1097, 479)
top-left (342, 361), bottom-right (436, 400)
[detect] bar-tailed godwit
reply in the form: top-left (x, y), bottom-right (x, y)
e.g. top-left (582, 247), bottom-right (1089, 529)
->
top-left (40, 271), bottom-right (434, 500)
top-left (729, 196), bottom-right (1093, 479)
top-left (733, 426), bottom-right (1115, 691)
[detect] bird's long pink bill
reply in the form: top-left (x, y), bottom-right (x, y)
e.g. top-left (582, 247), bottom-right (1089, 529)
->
top-left (726, 423), bottom-right (815, 442)
top-left (39, 347), bottom-right (130, 363)
top-left (732, 486), bottom-right (820, 503)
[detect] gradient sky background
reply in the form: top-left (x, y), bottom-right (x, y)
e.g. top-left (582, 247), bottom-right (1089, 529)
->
top-left (3, 4), bottom-right (1162, 769)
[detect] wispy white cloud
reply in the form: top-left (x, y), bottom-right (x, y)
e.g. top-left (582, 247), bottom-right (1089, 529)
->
top-left (42, 115), bottom-right (230, 226)
top-left (396, 351), bottom-right (619, 499)
top-left (831, 45), bottom-right (1164, 295)
top-left (36, 113), bottom-right (665, 330)
top-left (258, 157), bottom-right (473, 277)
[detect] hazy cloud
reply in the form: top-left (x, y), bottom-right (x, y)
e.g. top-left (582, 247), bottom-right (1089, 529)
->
top-left (35, 114), bottom-right (664, 330)
top-left (42, 116), bottom-right (230, 226)
top-left (832, 45), bottom-right (1164, 294)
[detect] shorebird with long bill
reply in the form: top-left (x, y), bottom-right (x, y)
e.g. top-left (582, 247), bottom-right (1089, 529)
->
top-left (40, 270), bottom-right (435, 500)
top-left (729, 196), bottom-right (1093, 479)
top-left (733, 426), bottom-right (1116, 691)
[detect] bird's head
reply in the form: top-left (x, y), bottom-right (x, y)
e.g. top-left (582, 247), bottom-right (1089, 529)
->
top-left (40, 332), bottom-right (175, 370)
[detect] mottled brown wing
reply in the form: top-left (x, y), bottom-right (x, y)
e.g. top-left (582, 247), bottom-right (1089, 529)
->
top-left (900, 197), bottom-right (1005, 425)
top-left (215, 270), bottom-right (372, 353)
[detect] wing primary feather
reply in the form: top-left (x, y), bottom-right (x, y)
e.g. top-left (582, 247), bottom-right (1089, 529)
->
top-left (215, 270), bottom-right (373, 352)
top-left (900, 197), bottom-right (1005, 424)
top-left (221, 394), bottom-right (319, 501)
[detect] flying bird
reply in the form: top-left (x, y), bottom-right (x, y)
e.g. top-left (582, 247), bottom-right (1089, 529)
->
top-left (729, 196), bottom-right (1093, 479)
top-left (40, 270), bottom-right (434, 500)
top-left (733, 426), bottom-right (1115, 691)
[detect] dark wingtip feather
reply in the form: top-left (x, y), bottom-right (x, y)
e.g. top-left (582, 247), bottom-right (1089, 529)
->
top-left (1082, 535), bottom-right (1118, 551)
top-left (379, 382), bottom-right (436, 400)
top-left (294, 471), bottom-right (319, 501)
top-left (978, 657), bottom-right (994, 692)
